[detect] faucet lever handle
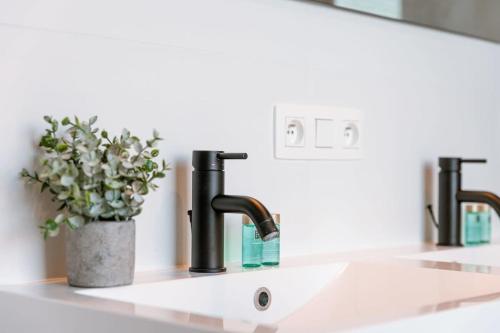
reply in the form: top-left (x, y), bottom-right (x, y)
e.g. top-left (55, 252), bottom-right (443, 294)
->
top-left (461, 158), bottom-right (487, 164)
top-left (217, 153), bottom-right (248, 160)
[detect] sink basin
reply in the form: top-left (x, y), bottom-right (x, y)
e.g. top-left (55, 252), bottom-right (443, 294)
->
top-left (76, 261), bottom-right (500, 331)
top-left (402, 245), bottom-right (500, 268)
top-left (76, 263), bottom-right (348, 325)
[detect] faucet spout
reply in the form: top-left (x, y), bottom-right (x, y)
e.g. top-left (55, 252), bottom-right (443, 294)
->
top-left (212, 195), bottom-right (279, 241)
top-left (457, 191), bottom-right (500, 217)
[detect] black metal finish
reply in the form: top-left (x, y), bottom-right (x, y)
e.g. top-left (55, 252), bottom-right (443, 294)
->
top-left (437, 157), bottom-right (500, 246)
top-left (212, 195), bottom-right (279, 241)
top-left (437, 157), bottom-right (463, 246)
top-left (189, 150), bottom-right (278, 273)
top-left (457, 191), bottom-right (500, 217)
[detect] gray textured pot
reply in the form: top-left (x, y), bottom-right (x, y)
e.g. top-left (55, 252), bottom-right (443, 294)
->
top-left (65, 220), bottom-right (135, 288)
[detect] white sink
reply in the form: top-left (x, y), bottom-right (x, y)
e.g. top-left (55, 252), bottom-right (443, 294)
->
top-left (76, 261), bottom-right (500, 331)
top-left (76, 263), bottom-right (347, 325)
top-left (402, 245), bottom-right (500, 268)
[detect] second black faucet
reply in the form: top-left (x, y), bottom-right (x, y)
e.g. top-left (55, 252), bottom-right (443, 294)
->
top-left (437, 157), bottom-right (500, 246)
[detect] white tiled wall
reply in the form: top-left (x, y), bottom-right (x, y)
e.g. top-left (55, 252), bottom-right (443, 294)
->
top-left (0, 0), bottom-right (499, 284)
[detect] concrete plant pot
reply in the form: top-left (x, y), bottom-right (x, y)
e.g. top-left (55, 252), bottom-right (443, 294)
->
top-left (65, 220), bottom-right (135, 288)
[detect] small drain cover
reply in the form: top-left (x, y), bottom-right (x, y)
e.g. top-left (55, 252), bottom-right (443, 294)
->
top-left (254, 287), bottom-right (271, 311)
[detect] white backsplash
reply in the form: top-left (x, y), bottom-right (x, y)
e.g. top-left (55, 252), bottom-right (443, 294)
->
top-left (0, 0), bottom-right (499, 284)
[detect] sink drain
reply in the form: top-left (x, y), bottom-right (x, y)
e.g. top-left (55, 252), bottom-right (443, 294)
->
top-left (254, 287), bottom-right (271, 311)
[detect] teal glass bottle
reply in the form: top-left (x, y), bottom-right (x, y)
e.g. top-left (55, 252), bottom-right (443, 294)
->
top-left (262, 214), bottom-right (280, 266)
top-left (242, 216), bottom-right (262, 267)
top-left (478, 204), bottom-right (492, 244)
top-left (465, 205), bottom-right (480, 245)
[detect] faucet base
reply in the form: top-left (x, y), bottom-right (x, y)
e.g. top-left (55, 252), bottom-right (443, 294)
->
top-left (437, 242), bottom-right (463, 247)
top-left (189, 267), bottom-right (227, 274)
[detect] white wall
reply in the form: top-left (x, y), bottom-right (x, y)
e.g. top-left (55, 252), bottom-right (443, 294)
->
top-left (0, 0), bottom-right (499, 284)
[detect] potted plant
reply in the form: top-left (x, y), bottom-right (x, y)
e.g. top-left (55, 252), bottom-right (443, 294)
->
top-left (21, 116), bottom-right (168, 287)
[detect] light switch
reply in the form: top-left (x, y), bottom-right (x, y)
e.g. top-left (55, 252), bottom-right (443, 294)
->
top-left (315, 119), bottom-right (334, 148)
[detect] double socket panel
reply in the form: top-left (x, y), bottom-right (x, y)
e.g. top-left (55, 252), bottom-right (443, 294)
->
top-left (274, 104), bottom-right (363, 160)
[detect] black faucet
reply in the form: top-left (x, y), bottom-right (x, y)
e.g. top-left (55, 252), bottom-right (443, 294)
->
top-left (437, 157), bottom-right (500, 246)
top-left (188, 151), bottom-right (279, 273)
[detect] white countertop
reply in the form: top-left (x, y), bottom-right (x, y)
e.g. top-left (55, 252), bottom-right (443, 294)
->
top-left (3, 244), bottom-right (500, 333)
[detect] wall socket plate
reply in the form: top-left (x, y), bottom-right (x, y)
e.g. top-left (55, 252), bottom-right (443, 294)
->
top-left (274, 104), bottom-right (363, 160)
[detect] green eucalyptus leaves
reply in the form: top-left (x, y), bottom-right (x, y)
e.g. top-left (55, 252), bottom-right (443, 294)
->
top-left (21, 116), bottom-right (169, 239)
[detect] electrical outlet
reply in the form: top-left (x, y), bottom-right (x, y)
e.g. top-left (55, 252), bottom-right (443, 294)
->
top-left (342, 121), bottom-right (360, 148)
top-left (285, 117), bottom-right (305, 147)
top-left (274, 104), bottom-right (363, 160)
